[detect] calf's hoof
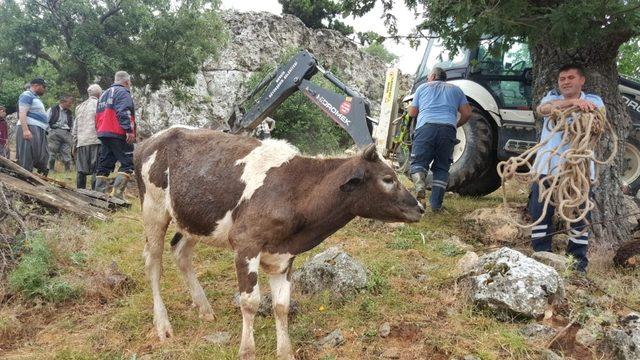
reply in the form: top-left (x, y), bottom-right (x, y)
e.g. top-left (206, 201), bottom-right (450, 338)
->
top-left (154, 319), bottom-right (174, 341)
top-left (239, 349), bottom-right (256, 360)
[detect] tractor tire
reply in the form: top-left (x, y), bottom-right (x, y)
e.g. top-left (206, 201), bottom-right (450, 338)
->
top-left (427, 107), bottom-right (500, 196)
top-left (622, 135), bottom-right (640, 196)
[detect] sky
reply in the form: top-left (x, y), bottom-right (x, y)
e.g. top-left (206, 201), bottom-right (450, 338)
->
top-left (219, 0), bottom-right (427, 75)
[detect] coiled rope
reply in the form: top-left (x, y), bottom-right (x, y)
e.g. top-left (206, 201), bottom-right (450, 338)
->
top-left (497, 107), bottom-right (617, 228)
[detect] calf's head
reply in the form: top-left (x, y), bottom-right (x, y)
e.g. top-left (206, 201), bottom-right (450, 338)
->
top-left (339, 144), bottom-right (424, 222)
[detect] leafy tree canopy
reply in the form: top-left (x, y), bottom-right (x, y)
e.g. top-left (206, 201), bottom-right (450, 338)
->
top-left (0, 0), bottom-right (227, 96)
top-left (344, 0), bottom-right (640, 52)
top-left (279, 0), bottom-right (354, 36)
top-left (619, 38), bottom-right (640, 80)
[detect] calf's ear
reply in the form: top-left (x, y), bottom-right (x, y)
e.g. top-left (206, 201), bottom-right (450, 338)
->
top-left (340, 168), bottom-right (365, 192)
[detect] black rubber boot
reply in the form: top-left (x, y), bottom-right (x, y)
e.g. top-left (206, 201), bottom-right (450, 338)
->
top-left (90, 174), bottom-right (97, 190)
top-left (110, 172), bottom-right (131, 200)
top-left (95, 175), bottom-right (110, 193)
top-left (76, 172), bottom-right (87, 189)
top-left (48, 158), bottom-right (56, 172)
top-left (411, 171), bottom-right (427, 200)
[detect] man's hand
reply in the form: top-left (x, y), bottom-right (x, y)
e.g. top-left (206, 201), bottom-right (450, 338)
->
top-left (22, 127), bottom-right (33, 141)
top-left (125, 132), bottom-right (136, 144)
top-left (573, 99), bottom-right (597, 112)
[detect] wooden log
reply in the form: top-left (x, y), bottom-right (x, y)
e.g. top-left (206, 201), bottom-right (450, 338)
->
top-left (0, 172), bottom-right (108, 221)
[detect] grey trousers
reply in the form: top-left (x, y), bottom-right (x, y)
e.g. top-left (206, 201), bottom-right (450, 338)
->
top-left (16, 125), bottom-right (49, 174)
top-left (48, 128), bottom-right (73, 167)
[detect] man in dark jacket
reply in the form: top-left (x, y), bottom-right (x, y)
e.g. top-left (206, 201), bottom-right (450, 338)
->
top-left (47, 94), bottom-right (74, 172)
top-left (95, 71), bottom-right (137, 199)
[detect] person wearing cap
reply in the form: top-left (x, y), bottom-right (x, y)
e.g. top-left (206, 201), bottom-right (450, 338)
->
top-left (73, 84), bottom-right (102, 189)
top-left (0, 105), bottom-right (7, 158)
top-left (408, 67), bottom-right (473, 212)
top-left (16, 78), bottom-right (50, 175)
top-left (95, 71), bottom-right (137, 199)
top-left (47, 94), bottom-right (75, 172)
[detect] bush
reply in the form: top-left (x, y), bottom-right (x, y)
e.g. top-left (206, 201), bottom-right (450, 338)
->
top-left (8, 233), bottom-right (81, 303)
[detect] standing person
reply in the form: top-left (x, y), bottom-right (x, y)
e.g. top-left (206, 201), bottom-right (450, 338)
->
top-left (73, 84), bottom-right (102, 189)
top-left (0, 105), bottom-right (7, 157)
top-left (47, 94), bottom-right (75, 172)
top-left (16, 78), bottom-right (50, 175)
top-left (529, 64), bottom-right (604, 273)
top-left (408, 67), bottom-right (473, 212)
top-left (95, 71), bottom-right (137, 199)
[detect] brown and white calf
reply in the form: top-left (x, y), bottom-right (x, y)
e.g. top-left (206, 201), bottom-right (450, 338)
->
top-left (133, 127), bottom-right (423, 359)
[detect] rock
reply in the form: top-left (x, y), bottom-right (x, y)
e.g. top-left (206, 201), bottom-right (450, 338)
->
top-left (531, 252), bottom-right (570, 272)
top-left (456, 251), bottom-right (479, 274)
top-left (233, 292), bottom-right (299, 317)
top-left (378, 322), bottom-right (391, 338)
top-left (315, 329), bottom-right (345, 349)
top-left (202, 331), bottom-right (231, 345)
top-left (293, 247), bottom-right (367, 299)
top-left (445, 235), bottom-right (473, 252)
top-left (463, 206), bottom-right (528, 244)
top-left (133, 10), bottom-right (411, 137)
top-left (469, 247), bottom-right (564, 319)
top-left (540, 349), bottom-right (563, 360)
top-left (576, 325), bottom-right (600, 347)
top-left (519, 323), bottom-right (557, 339)
top-left (381, 348), bottom-right (400, 358)
top-left (604, 313), bottom-right (640, 359)
top-left (415, 274), bottom-right (429, 282)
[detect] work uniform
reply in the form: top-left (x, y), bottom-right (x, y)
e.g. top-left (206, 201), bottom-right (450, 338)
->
top-left (409, 80), bottom-right (468, 210)
top-left (529, 90), bottom-right (605, 272)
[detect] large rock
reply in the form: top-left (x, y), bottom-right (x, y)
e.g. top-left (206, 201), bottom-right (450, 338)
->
top-left (463, 206), bottom-right (529, 244)
top-left (604, 313), bottom-right (640, 360)
top-left (531, 251), bottom-right (570, 272)
top-left (293, 246), bottom-right (367, 299)
top-left (468, 247), bottom-right (564, 319)
top-left (133, 10), bottom-right (410, 136)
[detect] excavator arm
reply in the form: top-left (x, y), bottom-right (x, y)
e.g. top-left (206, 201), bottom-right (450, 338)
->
top-left (228, 50), bottom-right (375, 149)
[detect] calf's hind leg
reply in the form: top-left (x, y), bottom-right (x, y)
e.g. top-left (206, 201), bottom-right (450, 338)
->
top-left (171, 232), bottom-right (215, 320)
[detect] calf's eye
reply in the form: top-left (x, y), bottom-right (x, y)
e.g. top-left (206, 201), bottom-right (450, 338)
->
top-left (382, 176), bottom-right (394, 184)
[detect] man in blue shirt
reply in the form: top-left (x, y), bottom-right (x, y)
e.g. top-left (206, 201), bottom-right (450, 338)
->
top-left (16, 78), bottom-right (50, 175)
top-left (408, 67), bottom-right (472, 211)
top-left (530, 64), bottom-right (604, 273)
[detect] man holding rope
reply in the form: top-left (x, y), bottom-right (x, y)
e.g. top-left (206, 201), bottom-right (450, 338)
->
top-left (530, 64), bottom-right (605, 273)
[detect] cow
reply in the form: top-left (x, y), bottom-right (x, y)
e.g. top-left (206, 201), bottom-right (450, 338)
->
top-left (133, 126), bottom-right (423, 359)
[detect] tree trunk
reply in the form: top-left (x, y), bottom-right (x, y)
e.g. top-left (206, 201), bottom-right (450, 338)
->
top-left (530, 39), bottom-right (632, 249)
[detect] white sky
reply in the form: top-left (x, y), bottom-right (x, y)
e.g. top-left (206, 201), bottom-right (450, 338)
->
top-left (220, 0), bottom-right (427, 76)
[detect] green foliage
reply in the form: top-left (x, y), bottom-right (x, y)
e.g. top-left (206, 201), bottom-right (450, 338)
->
top-left (619, 38), bottom-right (640, 80)
top-left (363, 43), bottom-right (398, 64)
top-left (0, 0), bottom-right (226, 94)
top-left (8, 233), bottom-right (81, 303)
top-left (344, 0), bottom-right (640, 52)
top-left (279, 0), bottom-right (354, 35)
top-left (243, 50), bottom-right (353, 154)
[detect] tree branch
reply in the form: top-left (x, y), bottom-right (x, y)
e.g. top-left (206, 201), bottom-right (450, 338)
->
top-left (35, 49), bottom-right (62, 72)
top-left (100, 1), bottom-right (122, 24)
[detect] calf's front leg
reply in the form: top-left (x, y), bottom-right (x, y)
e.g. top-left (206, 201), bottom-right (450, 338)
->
top-left (269, 267), bottom-right (294, 360)
top-left (236, 252), bottom-right (261, 360)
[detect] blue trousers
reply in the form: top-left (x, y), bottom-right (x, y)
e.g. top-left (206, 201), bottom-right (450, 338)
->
top-left (528, 180), bottom-right (590, 271)
top-left (409, 123), bottom-right (457, 209)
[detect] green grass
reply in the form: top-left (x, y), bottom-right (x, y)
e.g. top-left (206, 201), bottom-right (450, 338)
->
top-left (1, 173), bottom-right (634, 359)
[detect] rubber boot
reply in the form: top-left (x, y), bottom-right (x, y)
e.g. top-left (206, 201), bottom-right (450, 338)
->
top-left (76, 172), bottom-right (87, 189)
top-left (110, 172), bottom-right (131, 200)
top-left (411, 171), bottom-right (427, 200)
top-left (48, 158), bottom-right (56, 173)
top-left (90, 174), bottom-right (97, 191)
top-left (95, 175), bottom-right (110, 193)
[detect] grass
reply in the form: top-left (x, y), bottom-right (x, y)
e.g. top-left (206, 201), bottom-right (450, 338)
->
top-left (1, 172), bottom-right (638, 359)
